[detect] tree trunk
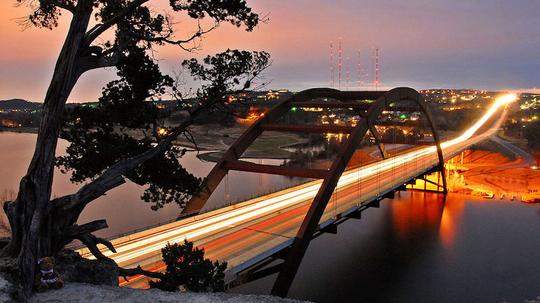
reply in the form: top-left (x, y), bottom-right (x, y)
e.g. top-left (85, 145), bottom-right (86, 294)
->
top-left (2, 2), bottom-right (93, 298)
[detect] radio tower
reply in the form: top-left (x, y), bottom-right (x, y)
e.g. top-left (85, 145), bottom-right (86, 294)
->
top-left (329, 42), bottom-right (335, 88)
top-left (338, 37), bottom-right (342, 90)
top-left (374, 47), bottom-right (380, 91)
top-left (357, 50), bottom-right (362, 89)
top-left (345, 56), bottom-right (350, 91)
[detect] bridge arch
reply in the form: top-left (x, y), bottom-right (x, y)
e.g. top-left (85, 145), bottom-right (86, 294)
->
top-left (182, 87), bottom-right (447, 297)
top-left (183, 87), bottom-right (446, 215)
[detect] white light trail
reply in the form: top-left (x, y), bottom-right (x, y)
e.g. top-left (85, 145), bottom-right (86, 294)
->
top-left (83, 94), bottom-right (517, 265)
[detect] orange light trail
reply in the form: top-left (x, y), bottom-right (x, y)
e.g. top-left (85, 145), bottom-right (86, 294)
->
top-left (78, 94), bottom-right (517, 276)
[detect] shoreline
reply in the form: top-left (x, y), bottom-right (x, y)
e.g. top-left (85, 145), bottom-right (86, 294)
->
top-left (0, 127), bottom-right (39, 134)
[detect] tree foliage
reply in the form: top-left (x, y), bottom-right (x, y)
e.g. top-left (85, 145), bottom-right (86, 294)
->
top-left (7, 0), bottom-right (270, 298)
top-left (525, 120), bottom-right (540, 149)
top-left (56, 48), bottom-right (269, 210)
top-left (149, 240), bottom-right (227, 292)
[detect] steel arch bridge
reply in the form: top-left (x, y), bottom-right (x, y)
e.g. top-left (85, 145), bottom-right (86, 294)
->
top-left (183, 87), bottom-right (448, 296)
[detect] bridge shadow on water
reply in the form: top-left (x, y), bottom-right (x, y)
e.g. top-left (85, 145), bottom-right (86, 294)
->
top-left (230, 191), bottom-right (540, 303)
top-left (232, 191), bottom-right (450, 302)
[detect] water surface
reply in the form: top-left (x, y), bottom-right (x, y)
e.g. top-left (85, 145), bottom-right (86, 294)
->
top-left (0, 132), bottom-right (302, 238)
top-left (234, 191), bottom-right (540, 303)
top-left (2, 132), bottom-right (540, 302)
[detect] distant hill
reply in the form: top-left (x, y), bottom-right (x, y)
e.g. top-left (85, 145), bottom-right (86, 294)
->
top-left (0, 99), bottom-right (42, 111)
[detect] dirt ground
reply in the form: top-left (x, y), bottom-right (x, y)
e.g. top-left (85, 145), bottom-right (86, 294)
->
top-left (444, 150), bottom-right (540, 202)
top-left (174, 124), bottom-right (306, 161)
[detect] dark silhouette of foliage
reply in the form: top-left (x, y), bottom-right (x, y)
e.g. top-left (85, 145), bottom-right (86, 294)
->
top-left (56, 48), bottom-right (269, 210)
top-left (7, 0), bottom-right (269, 298)
top-left (149, 240), bottom-right (227, 292)
top-left (525, 120), bottom-right (540, 149)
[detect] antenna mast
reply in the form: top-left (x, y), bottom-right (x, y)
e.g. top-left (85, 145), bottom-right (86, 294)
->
top-left (374, 47), bottom-right (380, 91)
top-left (338, 37), bottom-right (342, 90)
top-left (330, 42), bottom-right (335, 88)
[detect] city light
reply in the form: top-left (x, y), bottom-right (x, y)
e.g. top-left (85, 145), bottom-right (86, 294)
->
top-left (157, 127), bottom-right (169, 137)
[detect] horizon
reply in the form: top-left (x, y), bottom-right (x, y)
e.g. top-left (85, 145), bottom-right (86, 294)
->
top-left (2, 87), bottom-right (539, 104)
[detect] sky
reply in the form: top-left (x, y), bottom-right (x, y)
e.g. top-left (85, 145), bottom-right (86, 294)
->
top-left (0, 0), bottom-right (539, 102)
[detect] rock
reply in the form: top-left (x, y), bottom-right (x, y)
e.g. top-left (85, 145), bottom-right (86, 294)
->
top-left (0, 258), bottom-right (17, 278)
top-left (30, 282), bottom-right (310, 303)
top-left (0, 273), bottom-right (15, 303)
top-left (0, 238), bottom-right (10, 250)
top-left (55, 250), bottom-right (118, 286)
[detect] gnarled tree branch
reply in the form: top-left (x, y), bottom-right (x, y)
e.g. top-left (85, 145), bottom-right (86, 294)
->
top-left (51, 0), bottom-right (76, 13)
top-left (127, 21), bottom-right (218, 52)
top-left (78, 233), bottom-right (116, 260)
top-left (63, 220), bottom-right (108, 239)
top-left (119, 265), bottom-right (164, 280)
top-left (84, 0), bottom-right (149, 46)
top-left (51, 104), bottom-right (205, 213)
top-left (78, 233), bottom-right (163, 281)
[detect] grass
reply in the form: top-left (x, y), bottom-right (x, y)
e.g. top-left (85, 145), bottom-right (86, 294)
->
top-left (194, 129), bottom-right (306, 162)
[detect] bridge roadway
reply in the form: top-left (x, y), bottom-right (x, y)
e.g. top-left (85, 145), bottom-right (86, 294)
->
top-left (77, 95), bottom-right (516, 288)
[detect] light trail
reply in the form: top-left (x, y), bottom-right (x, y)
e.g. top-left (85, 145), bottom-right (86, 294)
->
top-left (80, 94), bottom-right (517, 270)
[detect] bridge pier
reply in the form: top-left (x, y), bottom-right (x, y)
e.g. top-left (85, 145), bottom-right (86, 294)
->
top-left (347, 210), bottom-right (362, 220)
top-left (406, 164), bottom-right (448, 193)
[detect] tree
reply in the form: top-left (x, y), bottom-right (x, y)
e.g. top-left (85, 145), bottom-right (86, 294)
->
top-left (524, 120), bottom-right (540, 149)
top-left (4, 0), bottom-right (270, 298)
top-left (149, 240), bottom-right (227, 292)
top-left (382, 128), bottom-right (406, 143)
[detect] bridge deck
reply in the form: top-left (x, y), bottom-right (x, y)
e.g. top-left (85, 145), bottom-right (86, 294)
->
top-left (76, 99), bottom-right (508, 288)
top-left (77, 136), bottom-right (473, 286)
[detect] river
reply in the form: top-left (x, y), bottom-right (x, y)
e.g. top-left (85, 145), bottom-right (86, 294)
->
top-left (234, 191), bottom-right (540, 302)
top-left (2, 132), bottom-right (540, 302)
top-left (0, 132), bottom-right (304, 238)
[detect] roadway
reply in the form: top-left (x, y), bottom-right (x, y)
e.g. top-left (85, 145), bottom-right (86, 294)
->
top-left (489, 136), bottom-right (536, 167)
top-left (76, 94), bottom-right (516, 288)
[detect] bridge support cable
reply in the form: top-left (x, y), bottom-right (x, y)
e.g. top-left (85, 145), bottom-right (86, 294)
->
top-left (414, 94), bottom-right (448, 194)
top-left (406, 167), bottom-right (447, 193)
top-left (179, 87), bottom-right (447, 296)
top-left (271, 99), bottom-right (374, 296)
top-left (182, 98), bottom-right (295, 215)
top-left (271, 88), bottom-right (447, 297)
top-left (183, 88), bottom-right (385, 215)
top-left (356, 111), bottom-right (387, 160)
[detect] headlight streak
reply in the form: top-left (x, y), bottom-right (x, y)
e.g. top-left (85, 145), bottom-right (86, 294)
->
top-left (83, 94), bottom-right (517, 266)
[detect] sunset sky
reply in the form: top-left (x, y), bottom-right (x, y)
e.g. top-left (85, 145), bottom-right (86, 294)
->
top-left (1, 0), bottom-right (539, 102)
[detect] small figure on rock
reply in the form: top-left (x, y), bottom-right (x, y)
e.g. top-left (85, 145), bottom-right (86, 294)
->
top-left (34, 257), bottom-right (64, 292)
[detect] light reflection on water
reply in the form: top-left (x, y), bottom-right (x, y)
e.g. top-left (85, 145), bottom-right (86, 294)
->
top-left (234, 191), bottom-right (540, 303)
top-left (2, 132), bottom-right (540, 302)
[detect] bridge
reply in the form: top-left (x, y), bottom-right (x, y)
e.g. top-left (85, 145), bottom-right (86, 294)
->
top-left (77, 88), bottom-right (516, 297)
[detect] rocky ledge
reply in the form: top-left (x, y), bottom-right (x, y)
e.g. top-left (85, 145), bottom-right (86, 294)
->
top-left (29, 283), bottom-right (308, 303)
top-left (0, 247), bottom-right (308, 303)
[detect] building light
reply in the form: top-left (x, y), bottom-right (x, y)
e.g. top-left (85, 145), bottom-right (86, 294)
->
top-left (157, 127), bottom-right (169, 137)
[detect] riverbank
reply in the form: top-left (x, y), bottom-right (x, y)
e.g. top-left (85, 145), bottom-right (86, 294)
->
top-left (0, 127), bottom-right (38, 134)
top-left (177, 124), bottom-right (306, 161)
top-left (0, 123), bottom-right (306, 161)
top-left (442, 146), bottom-right (540, 202)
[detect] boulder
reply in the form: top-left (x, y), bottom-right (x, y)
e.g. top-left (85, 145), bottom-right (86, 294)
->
top-left (55, 250), bottom-right (118, 286)
top-left (0, 273), bottom-right (15, 303)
